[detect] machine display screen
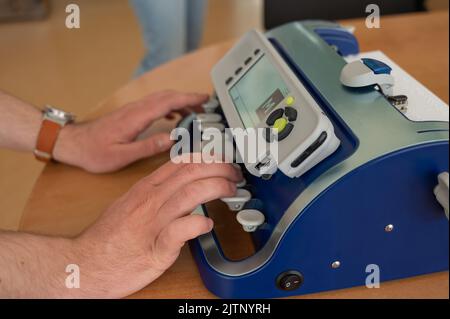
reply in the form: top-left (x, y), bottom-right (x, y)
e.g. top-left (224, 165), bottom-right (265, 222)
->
top-left (229, 55), bottom-right (290, 128)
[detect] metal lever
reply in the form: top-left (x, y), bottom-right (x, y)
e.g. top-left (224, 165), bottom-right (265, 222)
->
top-left (434, 172), bottom-right (449, 220)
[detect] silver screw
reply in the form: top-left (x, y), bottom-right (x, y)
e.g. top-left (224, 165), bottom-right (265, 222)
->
top-left (331, 261), bottom-right (341, 269)
top-left (385, 224), bottom-right (394, 232)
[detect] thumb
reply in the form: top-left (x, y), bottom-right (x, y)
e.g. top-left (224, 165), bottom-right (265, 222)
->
top-left (154, 215), bottom-right (214, 267)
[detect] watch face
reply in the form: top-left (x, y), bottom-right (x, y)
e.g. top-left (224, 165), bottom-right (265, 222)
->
top-left (45, 106), bottom-right (74, 122)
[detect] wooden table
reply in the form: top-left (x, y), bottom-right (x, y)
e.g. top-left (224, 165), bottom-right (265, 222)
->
top-left (20, 11), bottom-right (449, 299)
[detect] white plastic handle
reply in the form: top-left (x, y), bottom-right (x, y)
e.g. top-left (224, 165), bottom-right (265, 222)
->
top-left (340, 60), bottom-right (395, 96)
top-left (434, 172), bottom-right (449, 220)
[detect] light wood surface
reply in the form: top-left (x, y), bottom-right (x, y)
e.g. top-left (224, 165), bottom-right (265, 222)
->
top-left (20, 12), bottom-right (449, 299)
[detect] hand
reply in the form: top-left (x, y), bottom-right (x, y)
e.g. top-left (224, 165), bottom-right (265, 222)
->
top-left (71, 159), bottom-right (242, 298)
top-left (53, 91), bottom-right (209, 173)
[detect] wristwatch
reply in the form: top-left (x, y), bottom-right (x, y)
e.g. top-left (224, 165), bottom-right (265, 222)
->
top-left (34, 106), bottom-right (75, 162)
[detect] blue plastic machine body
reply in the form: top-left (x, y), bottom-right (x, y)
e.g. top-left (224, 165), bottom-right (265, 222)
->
top-left (188, 21), bottom-right (449, 298)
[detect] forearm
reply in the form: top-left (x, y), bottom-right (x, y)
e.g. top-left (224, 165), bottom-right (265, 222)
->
top-left (0, 90), bottom-right (42, 152)
top-left (0, 230), bottom-right (131, 298)
top-left (0, 231), bottom-right (81, 298)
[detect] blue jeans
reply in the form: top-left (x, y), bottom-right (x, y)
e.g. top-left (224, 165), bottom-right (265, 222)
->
top-left (130, 0), bottom-right (207, 76)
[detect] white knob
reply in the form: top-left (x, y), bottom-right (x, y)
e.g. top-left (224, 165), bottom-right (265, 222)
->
top-left (236, 178), bottom-right (246, 188)
top-left (202, 98), bottom-right (219, 113)
top-left (221, 189), bottom-right (251, 211)
top-left (231, 164), bottom-right (246, 187)
top-left (236, 209), bottom-right (265, 232)
top-left (434, 172), bottom-right (449, 220)
top-left (175, 113), bottom-right (197, 130)
top-left (199, 122), bottom-right (225, 133)
top-left (197, 113), bottom-right (222, 123)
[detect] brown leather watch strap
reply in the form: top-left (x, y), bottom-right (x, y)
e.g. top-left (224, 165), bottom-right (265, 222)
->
top-left (34, 119), bottom-right (64, 162)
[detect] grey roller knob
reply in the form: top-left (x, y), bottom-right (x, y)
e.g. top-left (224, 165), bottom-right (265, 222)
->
top-left (202, 98), bottom-right (220, 113)
top-left (221, 189), bottom-right (251, 211)
top-left (434, 172), bottom-right (449, 220)
top-left (197, 113), bottom-right (223, 123)
top-left (236, 178), bottom-right (246, 188)
top-left (236, 209), bottom-right (265, 232)
top-left (199, 122), bottom-right (225, 133)
top-left (232, 164), bottom-right (246, 187)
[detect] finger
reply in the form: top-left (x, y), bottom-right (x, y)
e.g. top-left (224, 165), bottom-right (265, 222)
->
top-left (124, 156), bottom-right (189, 207)
top-left (119, 133), bottom-right (174, 164)
top-left (148, 92), bottom-right (209, 120)
top-left (132, 89), bottom-right (178, 102)
top-left (153, 91), bottom-right (205, 114)
top-left (174, 108), bottom-right (193, 117)
top-left (157, 177), bottom-right (236, 224)
top-left (140, 152), bottom-right (224, 186)
top-left (154, 214), bottom-right (213, 266)
top-left (143, 157), bottom-right (189, 186)
top-left (119, 92), bottom-right (209, 137)
top-left (166, 108), bottom-right (196, 120)
top-left (114, 154), bottom-right (196, 211)
top-left (190, 104), bottom-right (204, 113)
top-left (155, 162), bottom-right (243, 204)
top-left (165, 112), bottom-right (176, 120)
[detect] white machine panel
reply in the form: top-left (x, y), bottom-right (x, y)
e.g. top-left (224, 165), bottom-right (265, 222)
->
top-left (211, 30), bottom-right (340, 178)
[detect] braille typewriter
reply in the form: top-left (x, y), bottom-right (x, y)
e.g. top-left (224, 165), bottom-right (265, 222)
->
top-left (174, 21), bottom-right (449, 298)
